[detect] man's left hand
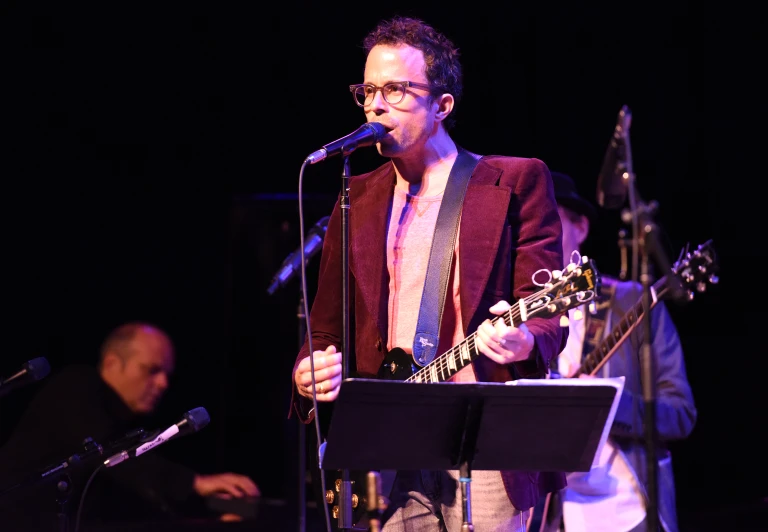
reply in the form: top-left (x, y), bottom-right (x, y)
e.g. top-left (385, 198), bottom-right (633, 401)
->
top-left (475, 300), bottom-right (535, 364)
top-left (193, 472), bottom-right (260, 498)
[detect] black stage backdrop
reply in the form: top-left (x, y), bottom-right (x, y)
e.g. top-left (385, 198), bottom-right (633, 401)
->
top-left (0, 2), bottom-right (764, 528)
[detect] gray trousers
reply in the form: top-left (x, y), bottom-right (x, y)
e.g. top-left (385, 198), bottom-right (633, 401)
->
top-left (381, 469), bottom-right (530, 532)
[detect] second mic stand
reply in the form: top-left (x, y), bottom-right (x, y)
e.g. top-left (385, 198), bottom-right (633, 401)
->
top-left (0, 436), bottom-right (104, 532)
top-left (0, 430), bottom-right (148, 532)
top-left (55, 473), bottom-right (74, 532)
top-left (621, 166), bottom-right (685, 532)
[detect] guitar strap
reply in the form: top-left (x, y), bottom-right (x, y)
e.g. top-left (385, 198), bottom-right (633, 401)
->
top-left (412, 148), bottom-right (479, 366)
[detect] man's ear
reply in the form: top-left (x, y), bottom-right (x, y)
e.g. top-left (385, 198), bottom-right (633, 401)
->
top-left (434, 93), bottom-right (455, 122)
top-left (576, 215), bottom-right (590, 247)
top-left (101, 351), bottom-right (122, 373)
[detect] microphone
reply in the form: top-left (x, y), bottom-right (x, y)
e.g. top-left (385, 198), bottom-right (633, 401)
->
top-left (305, 122), bottom-right (387, 164)
top-left (103, 407), bottom-right (210, 468)
top-left (0, 357), bottom-right (51, 398)
top-left (267, 215), bottom-right (331, 295)
top-left (596, 105), bottom-right (632, 210)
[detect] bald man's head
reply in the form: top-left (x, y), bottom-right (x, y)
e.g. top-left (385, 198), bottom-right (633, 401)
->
top-left (99, 322), bottom-right (175, 414)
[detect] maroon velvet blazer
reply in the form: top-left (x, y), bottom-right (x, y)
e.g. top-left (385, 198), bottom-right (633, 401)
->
top-left (290, 154), bottom-right (568, 510)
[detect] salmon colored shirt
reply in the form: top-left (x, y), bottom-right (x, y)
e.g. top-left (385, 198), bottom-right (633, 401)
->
top-left (386, 188), bottom-right (475, 382)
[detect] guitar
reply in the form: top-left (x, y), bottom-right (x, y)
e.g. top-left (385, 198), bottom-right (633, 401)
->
top-left (322, 255), bottom-right (601, 529)
top-left (528, 239), bottom-right (719, 531)
top-left (573, 239), bottom-right (718, 377)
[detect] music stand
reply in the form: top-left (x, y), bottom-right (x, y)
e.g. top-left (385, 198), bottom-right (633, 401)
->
top-left (321, 377), bottom-right (624, 531)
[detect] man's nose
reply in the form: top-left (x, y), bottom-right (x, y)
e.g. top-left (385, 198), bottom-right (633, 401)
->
top-left (155, 372), bottom-right (169, 391)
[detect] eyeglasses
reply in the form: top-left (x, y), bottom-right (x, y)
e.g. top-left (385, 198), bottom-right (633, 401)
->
top-left (349, 81), bottom-right (433, 107)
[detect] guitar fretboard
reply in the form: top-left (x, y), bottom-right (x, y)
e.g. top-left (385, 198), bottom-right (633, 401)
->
top-left (575, 277), bottom-right (668, 377)
top-left (403, 258), bottom-right (598, 383)
top-left (405, 310), bottom-right (519, 383)
top-left (405, 333), bottom-right (478, 383)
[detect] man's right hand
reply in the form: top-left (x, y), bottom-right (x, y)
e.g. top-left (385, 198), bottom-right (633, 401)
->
top-left (294, 344), bottom-right (342, 402)
top-left (193, 472), bottom-right (260, 498)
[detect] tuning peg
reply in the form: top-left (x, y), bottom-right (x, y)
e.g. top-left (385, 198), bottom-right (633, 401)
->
top-left (588, 301), bottom-right (597, 315)
top-left (573, 308), bottom-right (584, 321)
top-left (559, 315), bottom-right (569, 327)
top-left (709, 274), bottom-right (719, 285)
top-left (696, 282), bottom-right (707, 293)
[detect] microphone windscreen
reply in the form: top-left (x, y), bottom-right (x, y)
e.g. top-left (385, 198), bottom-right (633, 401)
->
top-left (366, 122), bottom-right (387, 141)
top-left (185, 407), bottom-right (211, 432)
top-left (25, 357), bottom-right (51, 381)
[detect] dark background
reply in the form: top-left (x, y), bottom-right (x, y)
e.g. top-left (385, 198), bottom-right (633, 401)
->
top-left (1, 2), bottom-right (764, 529)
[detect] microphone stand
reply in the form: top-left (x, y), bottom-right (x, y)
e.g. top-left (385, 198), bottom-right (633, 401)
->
top-left (55, 473), bottom-right (74, 532)
top-left (0, 436), bottom-right (106, 532)
top-left (336, 154), bottom-right (354, 531)
top-left (619, 134), bottom-right (684, 532)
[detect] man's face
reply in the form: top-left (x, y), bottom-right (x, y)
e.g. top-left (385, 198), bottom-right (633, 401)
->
top-left (106, 329), bottom-right (175, 414)
top-left (362, 44), bottom-right (440, 159)
top-left (558, 205), bottom-right (589, 268)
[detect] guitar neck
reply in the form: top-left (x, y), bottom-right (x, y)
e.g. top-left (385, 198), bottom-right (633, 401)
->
top-left (404, 304), bottom-right (525, 384)
top-left (574, 276), bottom-right (669, 377)
top-left (401, 257), bottom-right (599, 383)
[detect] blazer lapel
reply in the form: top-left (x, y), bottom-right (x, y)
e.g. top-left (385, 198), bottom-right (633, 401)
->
top-left (349, 164), bottom-right (395, 341)
top-left (458, 160), bottom-right (511, 330)
top-left (348, 158), bottom-right (512, 344)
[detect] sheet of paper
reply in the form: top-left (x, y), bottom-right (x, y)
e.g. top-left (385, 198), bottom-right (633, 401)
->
top-left (506, 376), bottom-right (625, 468)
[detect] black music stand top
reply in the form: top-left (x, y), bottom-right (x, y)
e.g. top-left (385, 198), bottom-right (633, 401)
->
top-left (321, 377), bottom-right (624, 473)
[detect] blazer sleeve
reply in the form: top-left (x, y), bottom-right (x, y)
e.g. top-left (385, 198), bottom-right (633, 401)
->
top-left (288, 196), bottom-right (345, 423)
top-left (611, 297), bottom-right (698, 441)
top-left (505, 158), bottom-right (568, 378)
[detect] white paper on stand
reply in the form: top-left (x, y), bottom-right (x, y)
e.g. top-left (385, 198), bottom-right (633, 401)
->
top-left (506, 376), bottom-right (625, 468)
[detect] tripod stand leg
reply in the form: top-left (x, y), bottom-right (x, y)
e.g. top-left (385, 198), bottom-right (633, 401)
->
top-left (459, 462), bottom-right (474, 532)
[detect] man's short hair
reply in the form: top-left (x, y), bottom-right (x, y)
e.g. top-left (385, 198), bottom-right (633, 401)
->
top-left (98, 322), bottom-right (168, 369)
top-left (362, 16), bottom-right (463, 131)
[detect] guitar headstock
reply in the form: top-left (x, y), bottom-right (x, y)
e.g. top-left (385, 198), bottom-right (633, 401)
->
top-left (525, 255), bottom-right (601, 322)
top-left (671, 239), bottom-right (719, 301)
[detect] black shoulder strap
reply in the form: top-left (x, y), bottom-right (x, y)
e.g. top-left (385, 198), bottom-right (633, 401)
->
top-left (412, 148), bottom-right (480, 366)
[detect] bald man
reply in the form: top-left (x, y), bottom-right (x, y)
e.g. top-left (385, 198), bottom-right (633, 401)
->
top-left (0, 322), bottom-right (259, 531)
top-left (99, 322), bottom-right (176, 415)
